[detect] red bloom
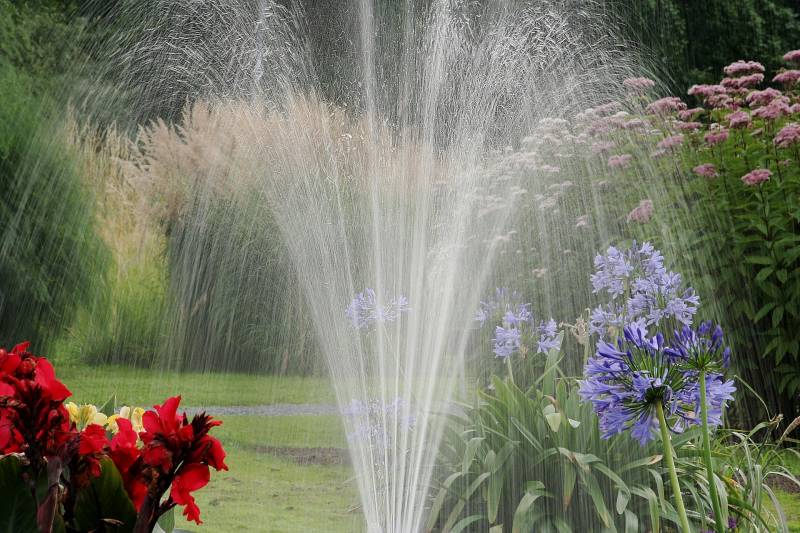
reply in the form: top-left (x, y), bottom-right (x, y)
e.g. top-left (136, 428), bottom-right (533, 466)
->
top-left (134, 397), bottom-right (227, 525)
top-left (79, 423), bottom-right (108, 455)
top-left (170, 463), bottom-right (210, 524)
top-left (109, 418), bottom-right (148, 510)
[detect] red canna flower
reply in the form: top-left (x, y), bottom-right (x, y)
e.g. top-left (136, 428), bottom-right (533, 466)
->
top-left (109, 418), bottom-right (148, 510)
top-left (170, 463), bottom-right (210, 524)
top-left (132, 396), bottom-right (228, 527)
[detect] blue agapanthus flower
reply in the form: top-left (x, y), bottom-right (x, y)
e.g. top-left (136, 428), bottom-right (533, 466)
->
top-left (589, 242), bottom-right (700, 338)
top-left (346, 288), bottom-right (410, 329)
top-left (579, 323), bottom-right (733, 445)
top-left (476, 288), bottom-right (559, 359)
top-left (475, 288), bottom-right (532, 326)
top-left (493, 325), bottom-right (522, 358)
top-left (537, 319), bottom-right (560, 354)
top-left (666, 321), bottom-right (732, 371)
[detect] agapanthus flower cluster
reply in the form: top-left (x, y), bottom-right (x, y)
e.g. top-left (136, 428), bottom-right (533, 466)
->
top-left (589, 242), bottom-right (699, 338)
top-left (346, 288), bottom-right (410, 329)
top-left (579, 323), bottom-right (735, 445)
top-left (475, 288), bottom-right (559, 358)
top-left (344, 397), bottom-right (416, 451)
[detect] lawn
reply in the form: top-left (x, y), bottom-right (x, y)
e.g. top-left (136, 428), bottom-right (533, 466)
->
top-left (59, 365), bottom-right (800, 532)
top-left (60, 364), bottom-right (335, 407)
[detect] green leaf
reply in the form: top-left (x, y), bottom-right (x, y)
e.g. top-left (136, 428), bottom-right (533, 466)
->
top-left (0, 456), bottom-right (37, 533)
top-left (73, 459), bottom-right (137, 533)
top-left (753, 302), bottom-right (776, 322)
top-left (155, 508), bottom-right (175, 533)
top-left (544, 411), bottom-right (562, 433)
top-left (97, 395), bottom-right (117, 417)
top-left (745, 255), bottom-right (773, 266)
top-left (755, 266), bottom-right (773, 283)
top-left (772, 306), bottom-right (785, 328)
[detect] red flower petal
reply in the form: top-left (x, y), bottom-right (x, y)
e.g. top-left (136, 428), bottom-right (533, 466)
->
top-left (170, 463), bottom-right (210, 525)
top-left (11, 342), bottom-right (30, 354)
top-left (0, 382), bottom-right (14, 397)
top-left (79, 424), bottom-right (108, 455)
top-left (33, 359), bottom-right (71, 401)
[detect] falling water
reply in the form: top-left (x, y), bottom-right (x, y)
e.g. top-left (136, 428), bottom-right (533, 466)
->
top-left (51, 0), bottom-right (687, 530)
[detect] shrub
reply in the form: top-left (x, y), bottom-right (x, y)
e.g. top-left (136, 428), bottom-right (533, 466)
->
top-left (0, 63), bottom-right (110, 350)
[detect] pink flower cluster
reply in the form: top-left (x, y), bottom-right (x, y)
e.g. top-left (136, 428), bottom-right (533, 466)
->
top-left (693, 164), bottom-right (718, 178)
top-left (728, 111), bottom-right (751, 129)
top-left (775, 123), bottom-right (800, 149)
top-left (646, 97), bottom-right (687, 116)
top-left (657, 134), bottom-right (684, 150)
top-left (741, 169), bottom-right (771, 186)
top-left (607, 154), bottom-right (632, 169)
top-left (723, 60), bottom-right (765, 77)
top-left (627, 199), bottom-right (654, 224)
top-left (704, 129), bottom-right (730, 146)
top-left (773, 70), bottom-right (800, 87)
top-left (783, 50), bottom-right (800, 64)
top-left (623, 77), bottom-right (656, 92)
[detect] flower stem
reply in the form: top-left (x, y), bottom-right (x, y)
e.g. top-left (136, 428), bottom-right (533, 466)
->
top-left (700, 370), bottom-right (725, 533)
top-left (505, 356), bottom-right (515, 384)
top-left (656, 401), bottom-right (691, 533)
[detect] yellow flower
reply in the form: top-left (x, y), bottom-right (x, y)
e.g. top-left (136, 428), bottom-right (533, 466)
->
top-left (68, 403), bottom-right (108, 429)
top-left (106, 414), bottom-right (121, 434)
top-left (131, 407), bottom-right (145, 433)
top-left (66, 402), bottom-right (80, 423)
top-left (109, 405), bottom-right (146, 433)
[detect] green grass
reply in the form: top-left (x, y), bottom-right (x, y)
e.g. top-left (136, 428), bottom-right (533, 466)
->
top-left (174, 414), bottom-right (355, 531)
top-left (217, 415), bottom-right (347, 449)
top-left (59, 364), bottom-right (335, 407)
top-left (175, 449), bottom-right (360, 532)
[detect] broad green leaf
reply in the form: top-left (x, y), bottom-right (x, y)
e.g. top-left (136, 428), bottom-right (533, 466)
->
top-left (73, 459), bottom-right (137, 533)
top-left (0, 456), bottom-right (37, 533)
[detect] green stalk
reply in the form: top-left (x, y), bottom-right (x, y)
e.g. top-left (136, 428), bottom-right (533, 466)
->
top-left (656, 401), bottom-right (691, 533)
top-left (700, 370), bottom-right (725, 533)
top-left (506, 356), bottom-right (515, 384)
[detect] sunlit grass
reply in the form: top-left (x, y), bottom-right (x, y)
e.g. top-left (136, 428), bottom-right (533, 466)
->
top-left (60, 364), bottom-right (335, 407)
top-left (175, 449), bottom-right (360, 532)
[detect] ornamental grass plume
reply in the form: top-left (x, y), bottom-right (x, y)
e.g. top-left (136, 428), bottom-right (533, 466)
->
top-left (741, 168), bottom-right (772, 186)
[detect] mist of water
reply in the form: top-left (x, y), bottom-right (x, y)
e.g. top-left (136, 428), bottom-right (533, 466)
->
top-left (58, 1), bottom-right (682, 530)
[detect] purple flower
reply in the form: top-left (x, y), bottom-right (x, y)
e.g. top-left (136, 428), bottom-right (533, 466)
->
top-left (589, 242), bottom-right (699, 338)
top-left (346, 288), bottom-right (410, 329)
top-left (537, 319), bottom-right (560, 354)
top-left (493, 326), bottom-right (521, 359)
top-left (579, 324), bottom-right (716, 445)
